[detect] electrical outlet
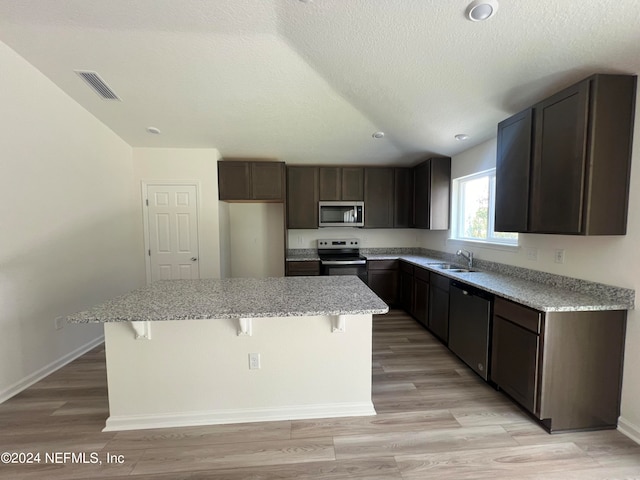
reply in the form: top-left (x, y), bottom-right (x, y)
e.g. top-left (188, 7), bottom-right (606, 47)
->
top-left (54, 316), bottom-right (65, 330)
top-left (554, 249), bottom-right (565, 264)
top-left (297, 236), bottom-right (303, 246)
top-left (249, 353), bottom-right (261, 370)
top-left (526, 248), bottom-right (538, 261)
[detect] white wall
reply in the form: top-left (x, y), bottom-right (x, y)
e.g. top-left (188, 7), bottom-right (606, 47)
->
top-left (289, 228), bottom-right (420, 250)
top-left (132, 148), bottom-right (222, 280)
top-left (0, 40), bottom-right (144, 402)
top-left (229, 204), bottom-right (284, 278)
top-left (423, 103), bottom-right (640, 439)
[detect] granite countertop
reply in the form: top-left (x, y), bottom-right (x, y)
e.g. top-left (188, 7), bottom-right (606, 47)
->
top-left (364, 253), bottom-right (633, 312)
top-left (286, 250), bottom-right (320, 261)
top-left (67, 276), bottom-right (389, 324)
top-left (284, 250), bottom-right (633, 312)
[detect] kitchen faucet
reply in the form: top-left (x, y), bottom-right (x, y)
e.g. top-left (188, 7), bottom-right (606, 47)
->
top-left (456, 249), bottom-right (474, 269)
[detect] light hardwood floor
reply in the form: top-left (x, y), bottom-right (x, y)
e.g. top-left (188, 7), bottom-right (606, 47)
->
top-left (1, 310), bottom-right (639, 479)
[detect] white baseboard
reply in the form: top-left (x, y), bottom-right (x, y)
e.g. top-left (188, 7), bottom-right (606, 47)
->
top-left (618, 417), bottom-right (640, 445)
top-left (104, 402), bottom-right (376, 432)
top-left (0, 335), bottom-right (105, 404)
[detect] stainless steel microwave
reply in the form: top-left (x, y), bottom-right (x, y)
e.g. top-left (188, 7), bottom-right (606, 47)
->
top-left (318, 201), bottom-right (364, 227)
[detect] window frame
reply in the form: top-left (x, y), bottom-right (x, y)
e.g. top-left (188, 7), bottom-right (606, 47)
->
top-left (451, 168), bottom-right (518, 246)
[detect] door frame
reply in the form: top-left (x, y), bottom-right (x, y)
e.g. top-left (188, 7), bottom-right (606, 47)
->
top-left (141, 180), bottom-right (203, 284)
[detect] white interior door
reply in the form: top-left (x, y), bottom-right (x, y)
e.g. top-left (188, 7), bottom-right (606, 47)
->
top-left (145, 184), bottom-right (200, 282)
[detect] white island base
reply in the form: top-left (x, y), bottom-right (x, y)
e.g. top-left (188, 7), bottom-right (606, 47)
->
top-left (102, 313), bottom-right (375, 431)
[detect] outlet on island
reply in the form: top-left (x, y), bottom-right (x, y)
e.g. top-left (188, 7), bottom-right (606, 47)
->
top-left (249, 352), bottom-right (261, 370)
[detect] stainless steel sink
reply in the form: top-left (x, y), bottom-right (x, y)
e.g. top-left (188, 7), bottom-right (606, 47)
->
top-left (427, 263), bottom-right (453, 269)
top-left (428, 263), bottom-right (477, 273)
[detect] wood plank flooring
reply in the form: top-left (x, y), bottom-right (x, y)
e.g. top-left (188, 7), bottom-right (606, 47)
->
top-left (1, 309), bottom-right (639, 479)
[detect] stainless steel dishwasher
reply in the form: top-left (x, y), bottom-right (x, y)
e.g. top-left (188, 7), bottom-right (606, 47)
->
top-left (448, 280), bottom-right (494, 380)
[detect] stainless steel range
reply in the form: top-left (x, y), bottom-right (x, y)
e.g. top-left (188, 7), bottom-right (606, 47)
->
top-left (317, 238), bottom-right (367, 281)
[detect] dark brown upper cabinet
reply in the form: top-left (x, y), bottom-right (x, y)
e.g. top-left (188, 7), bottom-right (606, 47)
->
top-left (531, 81), bottom-right (591, 234)
top-left (495, 108), bottom-right (533, 232)
top-left (218, 161), bottom-right (250, 200)
top-left (394, 167), bottom-right (414, 228)
top-left (364, 167), bottom-right (395, 228)
top-left (218, 160), bottom-right (284, 202)
top-left (413, 157), bottom-right (451, 230)
top-left (495, 74), bottom-right (637, 235)
top-left (286, 166), bottom-right (319, 229)
top-left (319, 167), bottom-right (364, 201)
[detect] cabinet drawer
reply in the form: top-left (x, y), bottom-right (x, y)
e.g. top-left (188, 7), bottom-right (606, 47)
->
top-left (286, 261), bottom-right (320, 276)
top-left (429, 272), bottom-right (450, 292)
top-left (494, 297), bottom-right (541, 334)
top-left (367, 259), bottom-right (398, 270)
top-left (414, 266), bottom-right (430, 282)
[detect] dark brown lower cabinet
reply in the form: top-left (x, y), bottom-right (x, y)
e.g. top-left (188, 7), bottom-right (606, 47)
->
top-left (491, 296), bottom-right (626, 432)
top-left (398, 262), bottom-right (414, 314)
top-left (413, 267), bottom-right (429, 327)
top-left (428, 272), bottom-right (450, 344)
top-left (491, 315), bottom-right (539, 413)
top-left (285, 261), bottom-right (320, 276)
top-left (366, 260), bottom-right (398, 305)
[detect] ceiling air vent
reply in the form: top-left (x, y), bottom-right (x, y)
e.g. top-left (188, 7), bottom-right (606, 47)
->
top-left (74, 70), bottom-right (121, 101)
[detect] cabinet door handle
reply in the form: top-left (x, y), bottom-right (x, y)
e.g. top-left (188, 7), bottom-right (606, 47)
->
top-left (191, 257), bottom-right (198, 262)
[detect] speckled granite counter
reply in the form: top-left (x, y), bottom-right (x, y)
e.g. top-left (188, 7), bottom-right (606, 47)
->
top-left (364, 253), bottom-right (634, 312)
top-left (67, 276), bottom-right (388, 323)
top-left (286, 249), bottom-right (320, 262)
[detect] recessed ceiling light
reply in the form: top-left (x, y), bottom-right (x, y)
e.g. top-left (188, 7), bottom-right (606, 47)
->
top-left (146, 127), bottom-right (161, 135)
top-left (455, 134), bottom-right (470, 141)
top-left (466, 0), bottom-right (498, 21)
top-left (372, 131), bottom-right (385, 139)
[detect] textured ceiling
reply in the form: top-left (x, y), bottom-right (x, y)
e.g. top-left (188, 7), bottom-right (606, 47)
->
top-left (1, 0), bottom-right (639, 165)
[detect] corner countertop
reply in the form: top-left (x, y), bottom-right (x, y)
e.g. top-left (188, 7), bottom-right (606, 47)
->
top-left (67, 276), bottom-right (389, 324)
top-left (364, 253), bottom-right (633, 313)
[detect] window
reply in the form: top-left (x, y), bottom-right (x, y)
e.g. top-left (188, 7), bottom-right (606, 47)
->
top-left (452, 169), bottom-right (518, 245)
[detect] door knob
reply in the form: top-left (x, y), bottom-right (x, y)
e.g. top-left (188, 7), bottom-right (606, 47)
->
top-left (191, 257), bottom-right (198, 261)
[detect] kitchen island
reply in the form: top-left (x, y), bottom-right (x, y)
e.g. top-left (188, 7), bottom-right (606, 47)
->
top-left (68, 276), bottom-right (388, 431)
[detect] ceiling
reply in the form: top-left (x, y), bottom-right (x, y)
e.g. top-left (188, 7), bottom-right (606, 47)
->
top-left (1, 0), bottom-right (639, 166)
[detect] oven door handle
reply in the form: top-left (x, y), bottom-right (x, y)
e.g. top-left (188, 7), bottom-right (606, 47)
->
top-left (321, 260), bottom-right (367, 266)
